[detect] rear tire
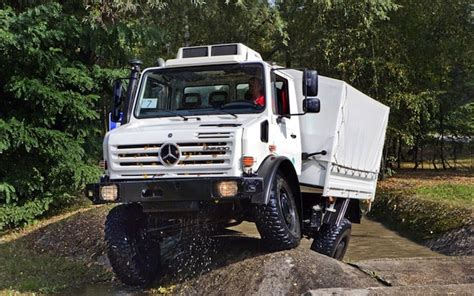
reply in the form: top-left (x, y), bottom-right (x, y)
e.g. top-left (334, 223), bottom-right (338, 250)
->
top-left (256, 172), bottom-right (301, 251)
top-left (310, 218), bottom-right (351, 260)
top-left (105, 203), bottom-right (160, 286)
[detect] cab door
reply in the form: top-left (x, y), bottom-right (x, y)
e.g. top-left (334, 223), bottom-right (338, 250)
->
top-left (269, 71), bottom-right (302, 174)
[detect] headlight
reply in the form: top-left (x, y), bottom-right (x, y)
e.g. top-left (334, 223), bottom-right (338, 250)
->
top-left (216, 181), bottom-right (238, 197)
top-left (100, 184), bottom-right (118, 201)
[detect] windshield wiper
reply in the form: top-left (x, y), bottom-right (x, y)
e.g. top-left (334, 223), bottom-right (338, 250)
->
top-left (157, 109), bottom-right (193, 121)
top-left (212, 107), bottom-right (238, 119)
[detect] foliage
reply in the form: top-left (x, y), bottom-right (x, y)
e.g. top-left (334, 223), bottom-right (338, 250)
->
top-left (0, 3), bottom-right (119, 229)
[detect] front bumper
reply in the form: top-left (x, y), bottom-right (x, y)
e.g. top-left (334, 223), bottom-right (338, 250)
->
top-left (85, 177), bottom-right (264, 204)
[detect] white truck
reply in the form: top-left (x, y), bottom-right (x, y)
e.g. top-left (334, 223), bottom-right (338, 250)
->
top-left (85, 43), bottom-right (389, 286)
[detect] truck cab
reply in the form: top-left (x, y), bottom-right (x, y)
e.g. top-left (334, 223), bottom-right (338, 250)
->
top-left (85, 43), bottom-right (389, 286)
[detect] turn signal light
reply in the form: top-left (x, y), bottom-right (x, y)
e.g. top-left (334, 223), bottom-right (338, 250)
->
top-left (242, 156), bottom-right (255, 167)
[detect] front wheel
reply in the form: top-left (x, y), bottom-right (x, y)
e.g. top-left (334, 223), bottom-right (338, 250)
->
top-left (255, 173), bottom-right (301, 251)
top-left (105, 204), bottom-right (160, 286)
top-left (310, 218), bottom-right (352, 260)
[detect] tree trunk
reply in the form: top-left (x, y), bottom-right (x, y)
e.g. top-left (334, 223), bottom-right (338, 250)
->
top-left (453, 142), bottom-right (457, 169)
top-left (397, 135), bottom-right (402, 169)
top-left (285, 49), bottom-right (292, 68)
top-left (432, 148), bottom-right (438, 170)
top-left (413, 137), bottom-right (419, 170)
top-left (439, 105), bottom-right (447, 170)
top-left (420, 144), bottom-right (424, 169)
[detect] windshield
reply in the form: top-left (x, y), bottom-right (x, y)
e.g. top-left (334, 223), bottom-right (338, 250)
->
top-left (134, 63), bottom-right (265, 119)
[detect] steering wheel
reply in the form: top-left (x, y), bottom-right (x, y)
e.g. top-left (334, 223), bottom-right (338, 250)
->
top-left (221, 100), bottom-right (259, 110)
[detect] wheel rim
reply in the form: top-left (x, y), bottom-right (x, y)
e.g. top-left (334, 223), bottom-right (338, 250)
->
top-left (279, 186), bottom-right (297, 233)
top-left (333, 236), bottom-right (348, 260)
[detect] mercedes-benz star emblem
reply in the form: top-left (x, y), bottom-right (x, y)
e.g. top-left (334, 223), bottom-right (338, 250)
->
top-left (159, 143), bottom-right (180, 166)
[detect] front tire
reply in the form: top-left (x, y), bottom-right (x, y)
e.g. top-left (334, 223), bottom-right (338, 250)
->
top-left (310, 218), bottom-right (352, 260)
top-left (256, 172), bottom-right (301, 251)
top-left (105, 204), bottom-right (160, 286)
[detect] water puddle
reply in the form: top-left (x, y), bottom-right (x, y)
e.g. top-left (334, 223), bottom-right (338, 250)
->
top-left (345, 218), bottom-right (440, 261)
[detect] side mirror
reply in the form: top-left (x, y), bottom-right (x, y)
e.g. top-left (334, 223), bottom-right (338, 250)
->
top-left (111, 80), bottom-right (123, 122)
top-left (303, 69), bottom-right (318, 97)
top-left (303, 98), bottom-right (320, 113)
top-left (108, 112), bottom-right (122, 131)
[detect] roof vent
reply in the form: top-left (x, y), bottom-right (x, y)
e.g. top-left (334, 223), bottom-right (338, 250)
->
top-left (167, 43), bottom-right (262, 67)
top-left (211, 44), bottom-right (238, 56)
top-left (182, 46), bottom-right (208, 58)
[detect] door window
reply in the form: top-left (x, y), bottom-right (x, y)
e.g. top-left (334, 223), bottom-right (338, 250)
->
top-left (273, 75), bottom-right (290, 115)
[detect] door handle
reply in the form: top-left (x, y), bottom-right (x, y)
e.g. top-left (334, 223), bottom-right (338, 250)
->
top-left (291, 134), bottom-right (297, 139)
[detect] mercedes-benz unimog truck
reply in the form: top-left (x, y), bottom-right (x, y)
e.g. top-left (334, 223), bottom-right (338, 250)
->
top-left (85, 43), bottom-right (390, 286)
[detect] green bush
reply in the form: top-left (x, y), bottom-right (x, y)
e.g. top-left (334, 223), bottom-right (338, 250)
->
top-left (0, 3), bottom-right (118, 230)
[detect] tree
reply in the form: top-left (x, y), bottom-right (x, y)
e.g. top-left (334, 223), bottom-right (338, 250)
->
top-left (0, 3), bottom-right (115, 228)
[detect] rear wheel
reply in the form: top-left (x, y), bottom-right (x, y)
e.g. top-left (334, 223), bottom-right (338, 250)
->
top-left (256, 172), bottom-right (301, 251)
top-left (310, 218), bottom-right (351, 260)
top-left (105, 203), bottom-right (160, 286)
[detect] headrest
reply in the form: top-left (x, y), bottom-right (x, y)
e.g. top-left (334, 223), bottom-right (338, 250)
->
top-left (183, 93), bottom-right (201, 108)
top-left (209, 91), bottom-right (228, 106)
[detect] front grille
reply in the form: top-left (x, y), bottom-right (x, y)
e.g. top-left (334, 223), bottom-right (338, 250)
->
top-left (109, 132), bottom-right (235, 178)
top-left (114, 142), bottom-right (230, 167)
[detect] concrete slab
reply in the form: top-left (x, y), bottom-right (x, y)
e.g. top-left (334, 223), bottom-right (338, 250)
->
top-left (351, 256), bottom-right (474, 286)
top-left (306, 284), bottom-right (474, 296)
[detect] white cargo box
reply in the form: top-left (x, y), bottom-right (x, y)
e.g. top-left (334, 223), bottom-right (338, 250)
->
top-left (298, 76), bottom-right (389, 200)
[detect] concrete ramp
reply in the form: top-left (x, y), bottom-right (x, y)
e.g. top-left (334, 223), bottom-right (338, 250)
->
top-left (307, 256), bottom-right (474, 296)
top-left (307, 284), bottom-right (474, 296)
top-left (351, 256), bottom-right (474, 286)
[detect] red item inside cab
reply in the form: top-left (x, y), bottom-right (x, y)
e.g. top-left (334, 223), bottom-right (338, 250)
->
top-left (254, 95), bottom-right (265, 106)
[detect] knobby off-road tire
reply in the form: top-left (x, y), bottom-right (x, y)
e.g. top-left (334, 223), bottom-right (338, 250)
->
top-left (311, 217), bottom-right (352, 260)
top-left (105, 203), bottom-right (160, 286)
top-left (255, 172), bottom-right (301, 251)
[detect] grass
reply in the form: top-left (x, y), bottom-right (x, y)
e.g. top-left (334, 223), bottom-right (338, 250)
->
top-left (371, 168), bottom-right (473, 240)
top-left (0, 241), bottom-right (111, 294)
top-left (0, 207), bottom-right (113, 295)
top-left (414, 184), bottom-right (474, 207)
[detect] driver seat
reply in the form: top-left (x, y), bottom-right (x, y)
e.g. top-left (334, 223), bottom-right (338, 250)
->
top-left (182, 93), bottom-right (202, 109)
top-left (209, 91), bottom-right (228, 108)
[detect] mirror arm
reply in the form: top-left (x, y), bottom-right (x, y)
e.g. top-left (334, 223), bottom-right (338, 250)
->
top-left (302, 150), bottom-right (327, 160)
top-left (277, 112), bottom-right (306, 124)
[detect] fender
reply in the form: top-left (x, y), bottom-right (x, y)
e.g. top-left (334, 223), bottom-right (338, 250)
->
top-left (252, 155), bottom-right (300, 205)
